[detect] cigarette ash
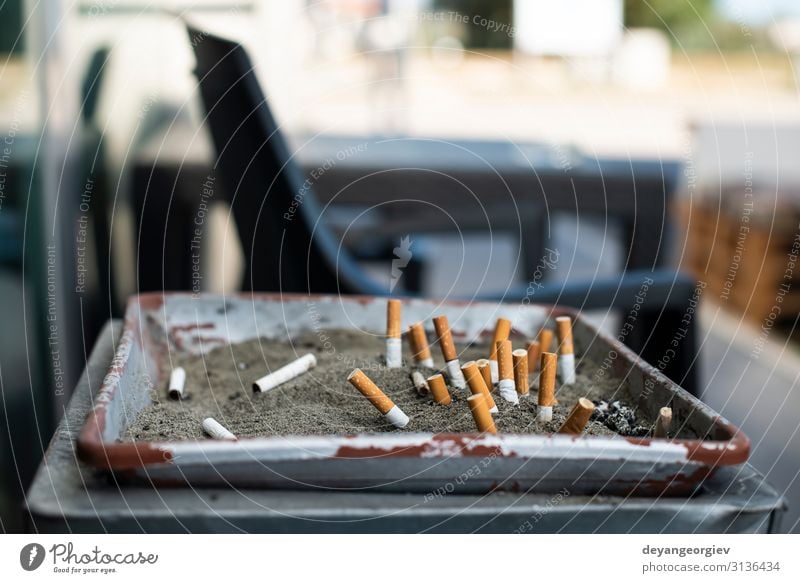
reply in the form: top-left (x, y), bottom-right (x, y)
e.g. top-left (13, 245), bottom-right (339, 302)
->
top-left (122, 329), bottom-right (660, 442)
top-left (590, 400), bottom-right (650, 437)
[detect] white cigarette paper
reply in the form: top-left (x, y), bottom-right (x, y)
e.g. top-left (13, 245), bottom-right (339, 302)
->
top-left (489, 359), bottom-right (499, 384)
top-left (202, 417), bottom-right (237, 440)
top-left (411, 371), bottom-right (430, 396)
top-left (420, 357), bottom-right (434, 367)
top-left (497, 379), bottom-right (519, 404)
top-left (558, 353), bottom-right (576, 385)
top-left (445, 359), bottom-right (467, 389)
top-left (537, 406), bottom-right (553, 423)
top-left (253, 353), bottom-right (317, 393)
top-left (384, 405), bottom-right (410, 428)
top-left (385, 338), bottom-right (402, 368)
top-left (169, 366), bottom-right (186, 399)
top-left (655, 406), bottom-right (672, 438)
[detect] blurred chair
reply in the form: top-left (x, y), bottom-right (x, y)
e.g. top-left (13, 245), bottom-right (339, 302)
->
top-left (186, 25), bottom-right (699, 393)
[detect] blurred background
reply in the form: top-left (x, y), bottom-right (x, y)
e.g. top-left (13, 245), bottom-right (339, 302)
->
top-left (1, 0), bottom-right (800, 532)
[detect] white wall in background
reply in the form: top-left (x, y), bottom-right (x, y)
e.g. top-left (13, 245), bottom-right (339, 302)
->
top-left (513, 0), bottom-right (623, 57)
top-left (612, 28), bottom-right (671, 90)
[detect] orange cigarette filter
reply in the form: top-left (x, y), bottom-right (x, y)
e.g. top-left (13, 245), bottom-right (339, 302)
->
top-left (496, 340), bottom-right (514, 381)
top-left (488, 318), bottom-right (512, 361)
top-left (467, 394), bottom-right (497, 434)
top-left (408, 322), bottom-right (433, 362)
top-left (427, 373), bottom-right (452, 405)
top-left (347, 368), bottom-right (395, 415)
top-left (387, 299), bottom-right (401, 339)
top-left (512, 349), bottom-right (529, 396)
top-left (462, 361), bottom-right (497, 411)
top-left (477, 359), bottom-right (493, 390)
top-left (538, 328), bottom-right (554, 354)
top-left (557, 397), bottom-right (595, 434)
top-left (433, 315), bottom-right (457, 362)
top-left (526, 340), bottom-right (541, 373)
top-left (538, 352), bottom-right (557, 407)
top-left (555, 316), bottom-right (574, 355)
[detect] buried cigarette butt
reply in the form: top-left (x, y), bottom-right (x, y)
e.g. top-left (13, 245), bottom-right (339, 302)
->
top-left (433, 315), bottom-right (467, 389)
top-left (202, 417), bottom-right (237, 441)
top-left (526, 340), bottom-right (541, 374)
top-left (512, 349), bottom-right (529, 397)
top-left (467, 393), bottom-right (497, 434)
top-left (348, 368), bottom-right (409, 428)
top-left (488, 318), bottom-right (511, 383)
top-left (427, 373), bottom-right (452, 405)
top-left (537, 352), bottom-right (557, 422)
top-left (385, 299), bottom-right (402, 368)
top-left (496, 340), bottom-right (519, 404)
top-left (538, 328), bottom-right (554, 354)
top-left (476, 359), bottom-right (494, 391)
top-left (556, 316), bottom-right (576, 385)
top-left (168, 366), bottom-right (186, 400)
top-left (654, 406), bottom-right (673, 438)
top-left (462, 361), bottom-right (498, 413)
top-left (408, 322), bottom-right (434, 367)
top-left (253, 353), bottom-right (317, 393)
top-left (410, 370), bottom-right (430, 396)
top-left (557, 398), bottom-right (596, 435)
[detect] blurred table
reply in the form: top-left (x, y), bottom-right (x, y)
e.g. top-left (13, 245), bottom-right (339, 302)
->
top-left (26, 320), bottom-right (785, 533)
top-left (133, 125), bottom-right (680, 290)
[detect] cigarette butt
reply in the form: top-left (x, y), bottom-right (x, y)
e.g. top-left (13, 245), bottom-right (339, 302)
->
top-left (411, 371), bottom-right (430, 396)
top-left (512, 349), bottom-right (529, 396)
top-left (654, 406), bottom-right (672, 438)
top-left (168, 366), bottom-right (186, 400)
top-left (408, 322), bottom-right (434, 367)
top-left (445, 359), bottom-right (467, 389)
top-left (253, 353), bottom-right (317, 393)
top-left (537, 352), bottom-right (557, 421)
top-left (555, 316), bottom-right (574, 355)
top-left (467, 393), bottom-right (497, 434)
top-left (488, 317), bottom-right (512, 361)
top-left (348, 368), bottom-right (395, 413)
top-left (496, 340), bottom-right (518, 404)
top-left (558, 353), bottom-right (576, 385)
top-left (462, 360), bottom-right (498, 413)
top-left (433, 315), bottom-right (457, 362)
top-left (384, 406), bottom-right (410, 429)
top-left (538, 328), bottom-right (553, 354)
top-left (427, 373), bottom-right (452, 405)
top-left (387, 299), bottom-right (401, 338)
top-left (488, 359), bottom-right (499, 384)
top-left (497, 340), bottom-right (513, 380)
top-left (476, 359), bottom-right (494, 391)
top-left (348, 368), bottom-right (409, 428)
top-left (526, 340), bottom-right (541, 373)
top-left (557, 397), bottom-right (595, 434)
top-left (385, 300), bottom-right (402, 368)
top-left (556, 317), bottom-right (576, 385)
top-left (202, 417), bottom-right (237, 440)
top-left (385, 338), bottom-right (402, 368)
top-left (488, 318), bottom-right (510, 383)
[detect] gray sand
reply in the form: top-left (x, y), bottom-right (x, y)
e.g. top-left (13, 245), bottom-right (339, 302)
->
top-left (124, 330), bottom-right (643, 441)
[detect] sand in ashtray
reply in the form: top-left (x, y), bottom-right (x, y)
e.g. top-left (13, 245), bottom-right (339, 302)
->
top-left (124, 329), bottom-right (652, 441)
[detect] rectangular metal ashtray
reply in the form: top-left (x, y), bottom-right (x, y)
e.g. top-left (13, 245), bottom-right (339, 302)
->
top-left (77, 293), bottom-right (749, 496)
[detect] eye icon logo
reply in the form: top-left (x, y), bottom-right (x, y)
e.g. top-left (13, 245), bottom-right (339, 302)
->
top-left (20, 543), bottom-right (46, 571)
